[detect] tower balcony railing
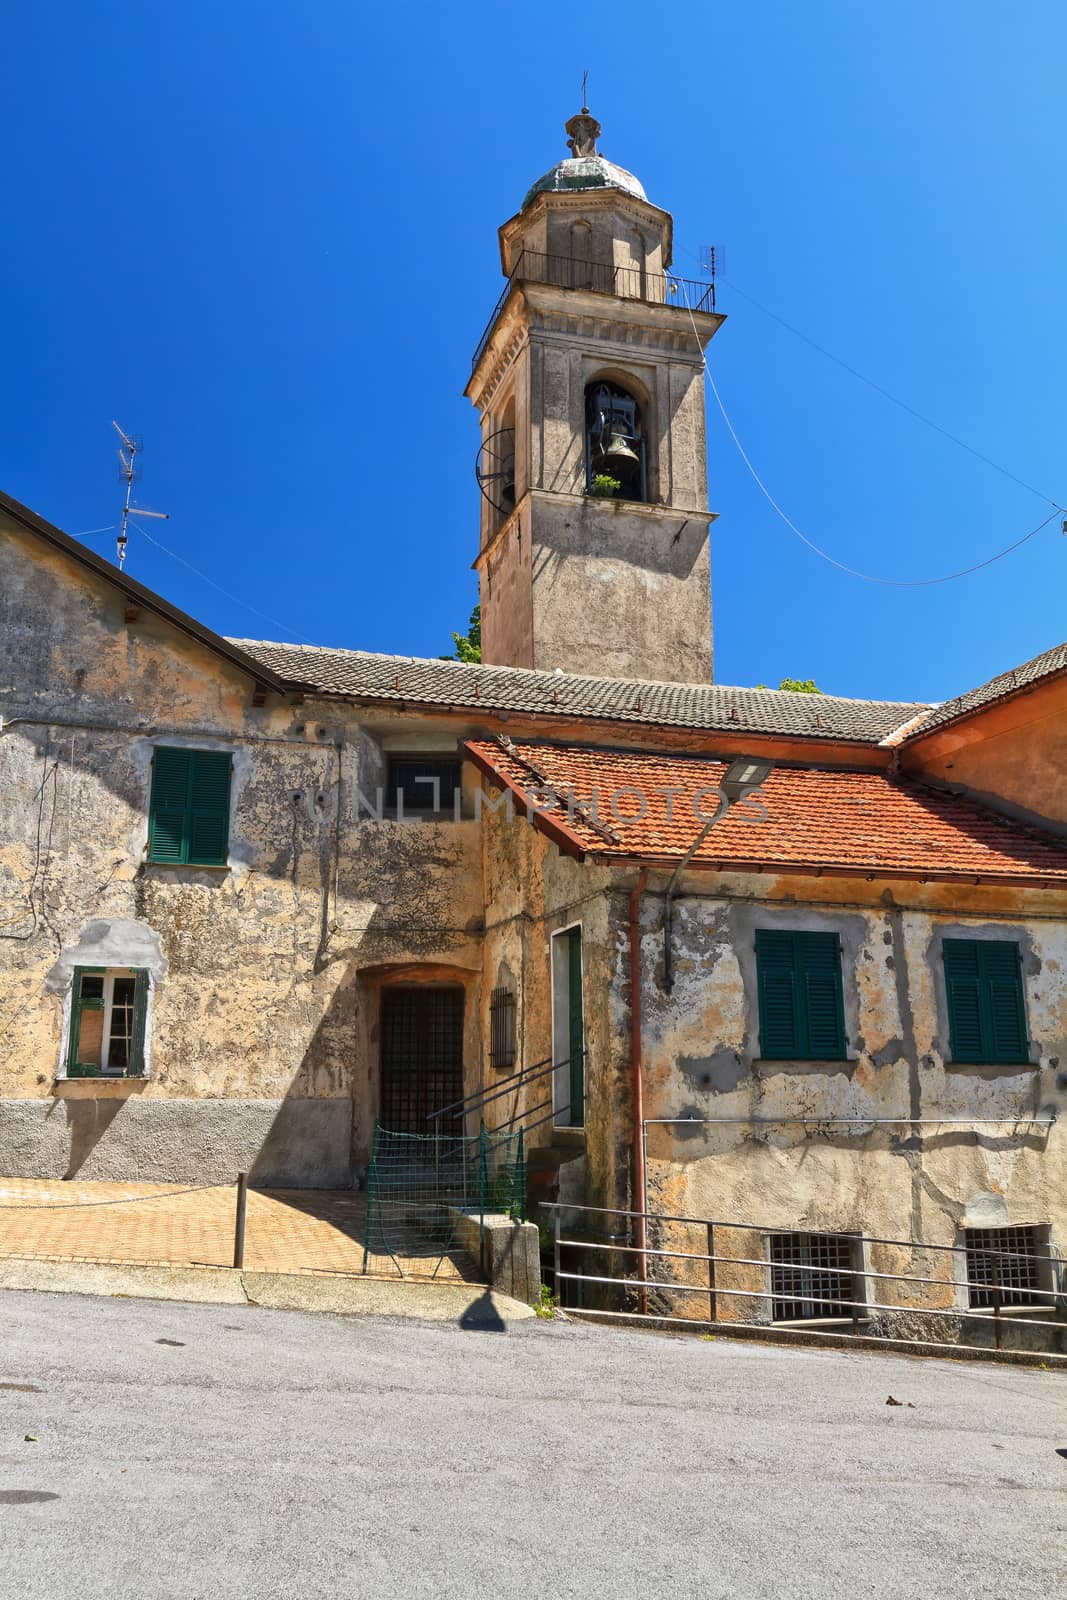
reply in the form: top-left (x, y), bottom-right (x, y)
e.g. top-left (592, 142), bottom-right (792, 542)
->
top-left (471, 248), bottom-right (717, 371)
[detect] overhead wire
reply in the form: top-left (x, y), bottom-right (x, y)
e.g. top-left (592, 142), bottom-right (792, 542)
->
top-left (127, 518), bottom-right (317, 646)
top-left (673, 241), bottom-right (1063, 512)
top-left (676, 284), bottom-right (1066, 586)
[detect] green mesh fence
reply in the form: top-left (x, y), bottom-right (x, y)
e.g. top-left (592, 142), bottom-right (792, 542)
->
top-left (362, 1123), bottom-right (526, 1278)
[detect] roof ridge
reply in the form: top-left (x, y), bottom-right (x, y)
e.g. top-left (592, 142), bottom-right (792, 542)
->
top-left (226, 638), bottom-right (929, 709)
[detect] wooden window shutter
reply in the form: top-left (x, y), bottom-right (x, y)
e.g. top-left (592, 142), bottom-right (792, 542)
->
top-left (798, 933), bottom-right (846, 1060)
top-left (149, 748), bottom-right (231, 866)
top-left (756, 930), bottom-right (801, 1058)
top-left (128, 969), bottom-right (150, 1077)
top-left (148, 747), bottom-right (190, 863)
top-left (187, 751), bottom-right (232, 866)
top-left (757, 930), bottom-right (846, 1060)
top-left (945, 938), bottom-right (1028, 1064)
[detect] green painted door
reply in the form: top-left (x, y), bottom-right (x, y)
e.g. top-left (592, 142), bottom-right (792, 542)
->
top-left (566, 928), bottom-right (584, 1127)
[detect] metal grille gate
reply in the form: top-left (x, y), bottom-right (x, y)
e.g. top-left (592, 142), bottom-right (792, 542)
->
top-left (380, 985), bottom-right (464, 1134)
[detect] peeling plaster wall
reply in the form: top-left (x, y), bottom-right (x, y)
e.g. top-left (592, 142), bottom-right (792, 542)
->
top-left (0, 520), bottom-right (483, 1184)
top-left (604, 869), bottom-right (1067, 1321)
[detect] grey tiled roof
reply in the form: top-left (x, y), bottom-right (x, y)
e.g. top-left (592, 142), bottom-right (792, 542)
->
top-left (903, 639), bottom-right (1067, 740)
top-left (229, 639), bottom-right (927, 744)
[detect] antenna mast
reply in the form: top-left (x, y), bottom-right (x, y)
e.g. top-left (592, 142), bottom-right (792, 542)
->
top-left (112, 421), bottom-right (169, 570)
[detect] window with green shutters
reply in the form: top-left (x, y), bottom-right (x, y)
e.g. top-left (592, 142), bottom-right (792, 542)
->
top-left (943, 939), bottom-right (1029, 1064)
top-left (148, 747), bottom-right (233, 866)
top-left (755, 929), bottom-right (847, 1060)
top-left (66, 967), bottom-right (149, 1078)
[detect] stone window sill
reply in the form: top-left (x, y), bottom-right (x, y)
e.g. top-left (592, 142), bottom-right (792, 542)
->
top-left (144, 860), bottom-right (231, 872)
top-left (755, 1057), bottom-right (854, 1070)
top-left (53, 1077), bottom-right (148, 1098)
top-left (946, 1059), bottom-right (1036, 1071)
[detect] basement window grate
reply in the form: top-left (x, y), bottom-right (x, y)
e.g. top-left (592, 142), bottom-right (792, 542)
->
top-left (489, 987), bottom-right (517, 1071)
top-left (964, 1225), bottom-right (1048, 1309)
top-left (767, 1231), bottom-right (858, 1321)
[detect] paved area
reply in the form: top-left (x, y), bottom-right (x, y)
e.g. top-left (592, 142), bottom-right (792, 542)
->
top-left (0, 1179), bottom-right (477, 1282)
top-left (0, 1291), bottom-right (1063, 1599)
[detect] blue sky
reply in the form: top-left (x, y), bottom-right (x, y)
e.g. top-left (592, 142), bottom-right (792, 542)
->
top-left (3, 2), bottom-right (1064, 703)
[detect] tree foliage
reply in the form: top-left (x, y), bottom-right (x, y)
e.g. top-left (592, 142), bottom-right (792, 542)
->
top-left (443, 604), bottom-right (481, 663)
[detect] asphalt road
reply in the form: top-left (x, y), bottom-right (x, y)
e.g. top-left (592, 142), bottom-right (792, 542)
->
top-left (0, 1290), bottom-right (1063, 1600)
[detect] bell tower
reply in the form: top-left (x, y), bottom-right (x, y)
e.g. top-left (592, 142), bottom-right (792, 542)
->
top-left (466, 107), bottom-right (723, 685)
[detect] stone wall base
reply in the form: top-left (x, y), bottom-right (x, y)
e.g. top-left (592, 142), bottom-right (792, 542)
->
top-left (0, 1097), bottom-right (353, 1188)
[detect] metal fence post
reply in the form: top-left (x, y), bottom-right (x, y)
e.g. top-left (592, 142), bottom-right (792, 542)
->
top-left (554, 1212), bottom-right (561, 1305)
top-left (993, 1280), bottom-right (1002, 1350)
top-left (706, 1221), bottom-right (716, 1327)
top-left (233, 1171), bottom-right (248, 1269)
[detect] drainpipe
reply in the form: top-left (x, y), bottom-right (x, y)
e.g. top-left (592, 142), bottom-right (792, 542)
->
top-left (629, 868), bottom-right (649, 1314)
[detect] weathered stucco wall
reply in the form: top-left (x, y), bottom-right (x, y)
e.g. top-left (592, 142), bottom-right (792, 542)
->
top-left (528, 493), bottom-right (712, 683)
top-left (608, 868), bottom-right (1067, 1324)
top-left (0, 518), bottom-right (484, 1184)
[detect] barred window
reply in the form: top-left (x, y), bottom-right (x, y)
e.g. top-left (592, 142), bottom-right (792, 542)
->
top-left (489, 986), bottom-right (516, 1071)
top-left (767, 1231), bottom-right (860, 1321)
top-left (964, 1225), bottom-right (1049, 1309)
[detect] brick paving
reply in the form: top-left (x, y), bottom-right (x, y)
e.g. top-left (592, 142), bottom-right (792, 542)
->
top-left (0, 1179), bottom-right (480, 1283)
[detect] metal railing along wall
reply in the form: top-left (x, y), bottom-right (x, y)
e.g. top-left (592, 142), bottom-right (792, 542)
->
top-left (472, 249), bottom-right (716, 369)
top-left (542, 1202), bottom-right (1067, 1357)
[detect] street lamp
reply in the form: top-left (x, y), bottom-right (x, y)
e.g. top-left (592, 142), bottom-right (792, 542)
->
top-left (662, 757), bottom-right (774, 993)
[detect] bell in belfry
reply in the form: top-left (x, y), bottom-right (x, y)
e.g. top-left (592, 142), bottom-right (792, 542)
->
top-left (600, 423), bottom-right (640, 471)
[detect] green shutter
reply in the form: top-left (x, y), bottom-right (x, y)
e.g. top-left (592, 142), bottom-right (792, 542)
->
top-left (128, 969), bottom-right (150, 1077)
top-left (756, 931), bottom-right (801, 1057)
top-left (757, 930), bottom-right (846, 1060)
top-left (187, 752), bottom-right (232, 865)
top-left (944, 939), bottom-right (1028, 1064)
top-left (149, 747), bottom-right (231, 866)
top-left (148, 747), bottom-right (190, 862)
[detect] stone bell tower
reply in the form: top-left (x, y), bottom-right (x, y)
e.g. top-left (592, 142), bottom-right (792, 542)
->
top-left (465, 106), bottom-right (723, 684)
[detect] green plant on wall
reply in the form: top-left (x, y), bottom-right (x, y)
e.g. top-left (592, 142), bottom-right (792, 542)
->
top-left (589, 474), bottom-right (621, 499)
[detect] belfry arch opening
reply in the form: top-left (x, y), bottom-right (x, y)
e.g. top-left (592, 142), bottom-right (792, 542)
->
top-left (585, 379), bottom-right (647, 503)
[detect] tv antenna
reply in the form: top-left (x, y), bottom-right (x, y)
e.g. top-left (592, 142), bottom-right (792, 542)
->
top-left (699, 245), bottom-right (724, 312)
top-left (113, 420), bottom-right (169, 570)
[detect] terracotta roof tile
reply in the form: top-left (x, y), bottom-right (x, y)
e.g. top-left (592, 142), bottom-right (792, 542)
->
top-left (464, 740), bottom-right (1067, 884)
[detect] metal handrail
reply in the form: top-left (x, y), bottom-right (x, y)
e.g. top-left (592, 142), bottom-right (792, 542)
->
top-left (471, 247), bottom-right (716, 369)
top-left (542, 1201), bottom-right (1066, 1353)
top-left (428, 1054), bottom-right (586, 1138)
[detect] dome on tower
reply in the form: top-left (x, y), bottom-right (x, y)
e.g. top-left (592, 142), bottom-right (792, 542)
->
top-left (521, 108), bottom-right (647, 210)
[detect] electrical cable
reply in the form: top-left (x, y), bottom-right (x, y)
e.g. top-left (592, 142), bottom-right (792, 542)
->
top-left (678, 290), bottom-right (1065, 586)
top-left (127, 519), bottom-right (317, 646)
top-left (673, 243), bottom-right (1064, 512)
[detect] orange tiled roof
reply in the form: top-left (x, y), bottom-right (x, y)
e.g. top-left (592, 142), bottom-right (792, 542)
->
top-left (464, 740), bottom-right (1067, 885)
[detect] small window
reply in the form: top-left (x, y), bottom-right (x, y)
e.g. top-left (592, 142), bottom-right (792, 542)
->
top-left (964, 1225), bottom-right (1050, 1310)
top-left (755, 929), bottom-right (847, 1060)
top-left (148, 747), bottom-right (232, 866)
top-left (489, 987), bottom-right (517, 1071)
top-left (767, 1231), bottom-right (860, 1321)
top-left (386, 757), bottom-right (461, 819)
top-left (66, 967), bottom-right (149, 1078)
top-left (943, 938), bottom-right (1029, 1064)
